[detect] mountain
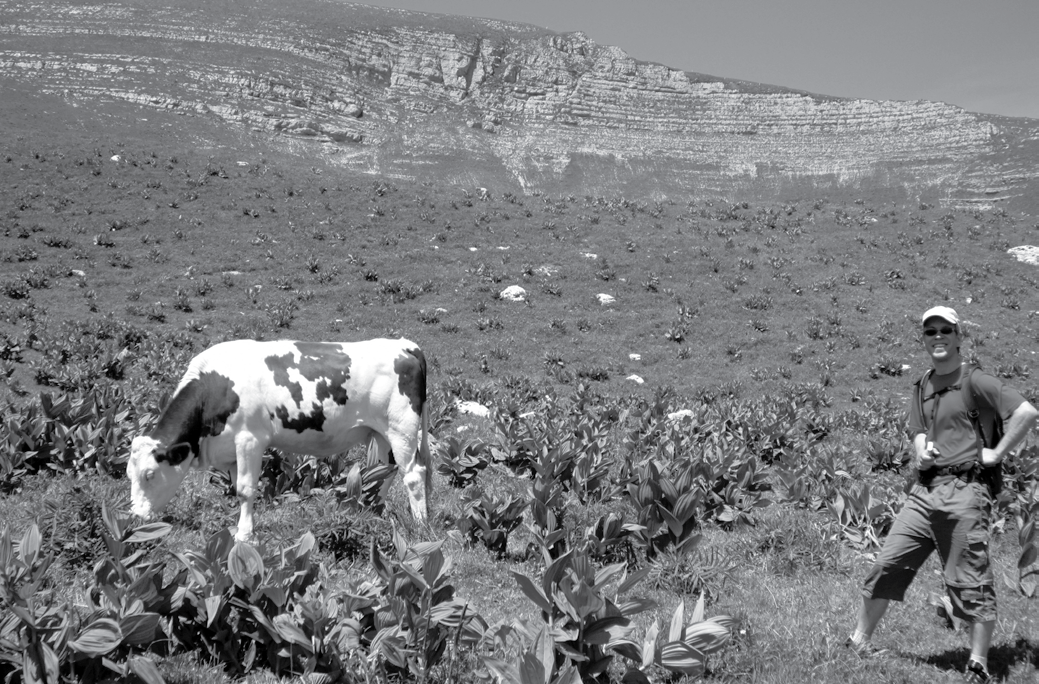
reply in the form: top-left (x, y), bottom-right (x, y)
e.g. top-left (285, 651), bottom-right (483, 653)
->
top-left (3, 0), bottom-right (1038, 209)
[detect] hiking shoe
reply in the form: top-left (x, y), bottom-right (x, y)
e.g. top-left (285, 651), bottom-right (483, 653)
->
top-left (844, 636), bottom-right (888, 658)
top-left (961, 661), bottom-right (989, 684)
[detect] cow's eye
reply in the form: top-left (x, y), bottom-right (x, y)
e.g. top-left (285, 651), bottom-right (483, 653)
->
top-left (144, 470), bottom-right (155, 482)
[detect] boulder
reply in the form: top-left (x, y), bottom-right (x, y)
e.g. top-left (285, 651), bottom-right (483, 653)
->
top-left (500, 285), bottom-right (526, 301)
top-left (1009, 245), bottom-right (1039, 265)
top-left (325, 127), bottom-right (363, 143)
top-left (456, 400), bottom-right (491, 418)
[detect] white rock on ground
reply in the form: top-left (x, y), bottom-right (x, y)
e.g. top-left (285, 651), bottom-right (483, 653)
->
top-left (1009, 245), bottom-right (1039, 265)
top-left (626, 374), bottom-right (644, 385)
top-left (500, 285), bottom-right (526, 301)
top-left (597, 294), bottom-right (615, 305)
top-left (455, 400), bottom-right (491, 418)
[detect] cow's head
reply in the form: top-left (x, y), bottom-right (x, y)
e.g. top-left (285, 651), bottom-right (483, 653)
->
top-left (128, 435), bottom-right (196, 519)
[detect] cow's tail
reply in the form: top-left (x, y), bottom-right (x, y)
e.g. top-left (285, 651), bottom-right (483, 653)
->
top-left (421, 392), bottom-right (432, 494)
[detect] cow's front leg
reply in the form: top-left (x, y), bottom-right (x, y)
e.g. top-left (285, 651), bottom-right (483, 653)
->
top-left (384, 432), bottom-right (428, 522)
top-left (233, 434), bottom-right (264, 543)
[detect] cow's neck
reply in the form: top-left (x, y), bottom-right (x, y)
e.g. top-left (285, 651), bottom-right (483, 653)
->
top-left (149, 370), bottom-right (241, 462)
top-left (150, 378), bottom-right (206, 457)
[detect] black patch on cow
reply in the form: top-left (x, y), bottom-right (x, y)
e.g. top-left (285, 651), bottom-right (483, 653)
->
top-left (264, 343), bottom-right (352, 415)
top-left (295, 342), bottom-right (351, 405)
top-left (273, 402), bottom-right (327, 433)
top-left (395, 347), bottom-right (427, 415)
top-left (150, 371), bottom-right (240, 464)
top-left (264, 352), bottom-right (304, 406)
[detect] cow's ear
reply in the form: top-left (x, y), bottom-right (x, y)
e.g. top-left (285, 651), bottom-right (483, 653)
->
top-left (163, 442), bottom-right (194, 465)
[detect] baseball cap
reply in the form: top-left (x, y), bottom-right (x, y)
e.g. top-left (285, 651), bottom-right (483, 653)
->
top-left (921, 306), bottom-right (960, 328)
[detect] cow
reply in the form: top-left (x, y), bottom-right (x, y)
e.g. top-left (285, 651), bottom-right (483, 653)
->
top-left (127, 338), bottom-right (431, 541)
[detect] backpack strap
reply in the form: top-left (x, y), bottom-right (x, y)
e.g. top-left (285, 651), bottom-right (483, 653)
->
top-left (960, 364), bottom-right (985, 458)
top-left (960, 364), bottom-right (1008, 497)
top-left (914, 368), bottom-right (933, 440)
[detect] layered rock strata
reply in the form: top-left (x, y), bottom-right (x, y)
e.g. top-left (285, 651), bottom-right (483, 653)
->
top-left (2, 0), bottom-right (1037, 207)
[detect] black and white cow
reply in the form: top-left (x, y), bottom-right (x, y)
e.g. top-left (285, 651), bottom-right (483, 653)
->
top-left (128, 338), bottom-right (431, 541)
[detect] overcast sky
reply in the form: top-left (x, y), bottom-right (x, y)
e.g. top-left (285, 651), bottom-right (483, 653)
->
top-left (355, 0), bottom-right (1039, 120)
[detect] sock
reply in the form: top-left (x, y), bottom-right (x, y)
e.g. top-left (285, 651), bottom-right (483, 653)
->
top-left (849, 630), bottom-right (869, 645)
top-left (968, 655), bottom-right (988, 672)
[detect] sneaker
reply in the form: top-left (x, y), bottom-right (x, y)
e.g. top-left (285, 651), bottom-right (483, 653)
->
top-left (844, 636), bottom-right (888, 658)
top-left (962, 661), bottom-right (989, 684)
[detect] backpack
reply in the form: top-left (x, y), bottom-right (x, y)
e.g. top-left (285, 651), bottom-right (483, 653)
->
top-left (914, 362), bottom-right (1005, 495)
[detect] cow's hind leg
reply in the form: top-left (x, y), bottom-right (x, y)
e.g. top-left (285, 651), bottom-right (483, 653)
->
top-left (232, 433), bottom-right (265, 542)
top-left (367, 433), bottom-right (396, 512)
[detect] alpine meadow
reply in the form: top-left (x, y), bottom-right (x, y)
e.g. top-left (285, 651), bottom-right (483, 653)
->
top-left (2, 2), bottom-right (1039, 684)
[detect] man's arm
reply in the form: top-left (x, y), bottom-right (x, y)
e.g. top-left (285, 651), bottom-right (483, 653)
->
top-left (982, 401), bottom-right (1039, 465)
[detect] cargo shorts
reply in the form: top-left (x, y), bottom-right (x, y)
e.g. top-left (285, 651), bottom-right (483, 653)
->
top-left (861, 477), bottom-right (996, 623)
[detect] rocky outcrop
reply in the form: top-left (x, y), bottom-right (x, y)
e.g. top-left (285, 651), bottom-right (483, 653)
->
top-left (2, 0), bottom-right (1037, 208)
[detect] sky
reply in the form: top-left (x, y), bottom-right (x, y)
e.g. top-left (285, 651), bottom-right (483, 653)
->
top-left (356, 0), bottom-right (1039, 120)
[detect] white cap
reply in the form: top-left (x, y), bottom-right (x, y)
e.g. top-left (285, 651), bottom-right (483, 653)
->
top-left (921, 306), bottom-right (960, 328)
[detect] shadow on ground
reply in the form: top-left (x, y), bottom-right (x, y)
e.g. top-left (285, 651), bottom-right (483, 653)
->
top-left (917, 638), bottom-right (1039, 680)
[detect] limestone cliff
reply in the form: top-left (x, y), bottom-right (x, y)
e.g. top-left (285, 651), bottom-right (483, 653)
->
top-left (2, 0), bottom-right (1037, 209)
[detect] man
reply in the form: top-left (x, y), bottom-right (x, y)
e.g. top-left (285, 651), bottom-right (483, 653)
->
top-left (847, 306), bottom-right (1038, 683)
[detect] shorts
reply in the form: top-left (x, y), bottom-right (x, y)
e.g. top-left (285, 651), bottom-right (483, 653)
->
top-left (861, 477), bottom-right (996, 623)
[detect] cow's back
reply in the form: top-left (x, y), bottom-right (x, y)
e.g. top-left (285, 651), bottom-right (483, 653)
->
top-left (192, 338), bottom-right (423, 456)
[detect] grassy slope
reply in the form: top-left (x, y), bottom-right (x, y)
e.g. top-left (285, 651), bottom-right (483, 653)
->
top-left (3, 84), bottom-right (1037, 408)
top-left (2, 86), bottom-right (1039, 683)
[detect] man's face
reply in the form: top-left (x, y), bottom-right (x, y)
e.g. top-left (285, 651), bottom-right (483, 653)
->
top-left (922, 317), bottom-right (960, 363)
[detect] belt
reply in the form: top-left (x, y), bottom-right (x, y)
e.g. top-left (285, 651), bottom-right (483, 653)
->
top-left (918, 462), bottom-right (978, 486)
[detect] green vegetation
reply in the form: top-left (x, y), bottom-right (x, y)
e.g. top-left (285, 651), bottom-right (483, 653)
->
top-left (2, 108), bottom-right (1039, 683)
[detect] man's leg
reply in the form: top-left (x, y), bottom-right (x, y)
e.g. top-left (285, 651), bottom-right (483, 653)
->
top-left (855, 597), bottom-right (890, 639)
top-left (851, 485), bottom-right (934, 655)
top-left (846, 597), bottom-right (890, 656)
top-left (968, 619), bottom-right (995, 673)
top-left (936, 481), bottom-right (998, 679)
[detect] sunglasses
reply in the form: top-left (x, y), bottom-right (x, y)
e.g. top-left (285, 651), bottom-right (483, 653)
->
top-left (923, 326), bottom-right (956, 337)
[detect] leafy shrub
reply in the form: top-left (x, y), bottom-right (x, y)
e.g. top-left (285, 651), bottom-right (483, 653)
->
top-left (621, 595), bottom-right (734, 683)
top-left (170, 529), bottom-right (350, 679)
top-left (584, 512), bottom-right (639, 565)
top-left (506, 545), bottom-right (653, 682)
top-left (354, 534), bottom-right (488, 681)
top-left (825, 483), bottom-right (898, 551)
top-left (0, 509), bottom-right (172, 684)
top-left (869, 357), bottom-right (905, 378)
top-left (264, 299), bottom-right (297, 328)
top-left (2, 279), bottom-right (30, 300)
top-left (459, 488), bottom-right (528, 556)
top-left (436, 437), bottom-right (492, 487)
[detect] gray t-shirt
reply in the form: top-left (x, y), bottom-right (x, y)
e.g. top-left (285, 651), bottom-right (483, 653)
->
top-left (908, 365), bottom-right (1025, 468)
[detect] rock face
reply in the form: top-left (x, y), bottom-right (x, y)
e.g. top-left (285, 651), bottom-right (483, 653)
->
top-left (2, 0), bottom-right (1037, 208)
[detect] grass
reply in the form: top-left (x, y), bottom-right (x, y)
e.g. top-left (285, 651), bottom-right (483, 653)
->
top-left (1, 88), bottom-right (1039, 683)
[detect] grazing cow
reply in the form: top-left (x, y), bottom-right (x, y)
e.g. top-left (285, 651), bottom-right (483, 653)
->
top-left (127, 338), bottom-right (431, 541)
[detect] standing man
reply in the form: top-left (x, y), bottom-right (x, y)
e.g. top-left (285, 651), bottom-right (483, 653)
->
top-left (847, 306), bottom-right (1038, 683)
